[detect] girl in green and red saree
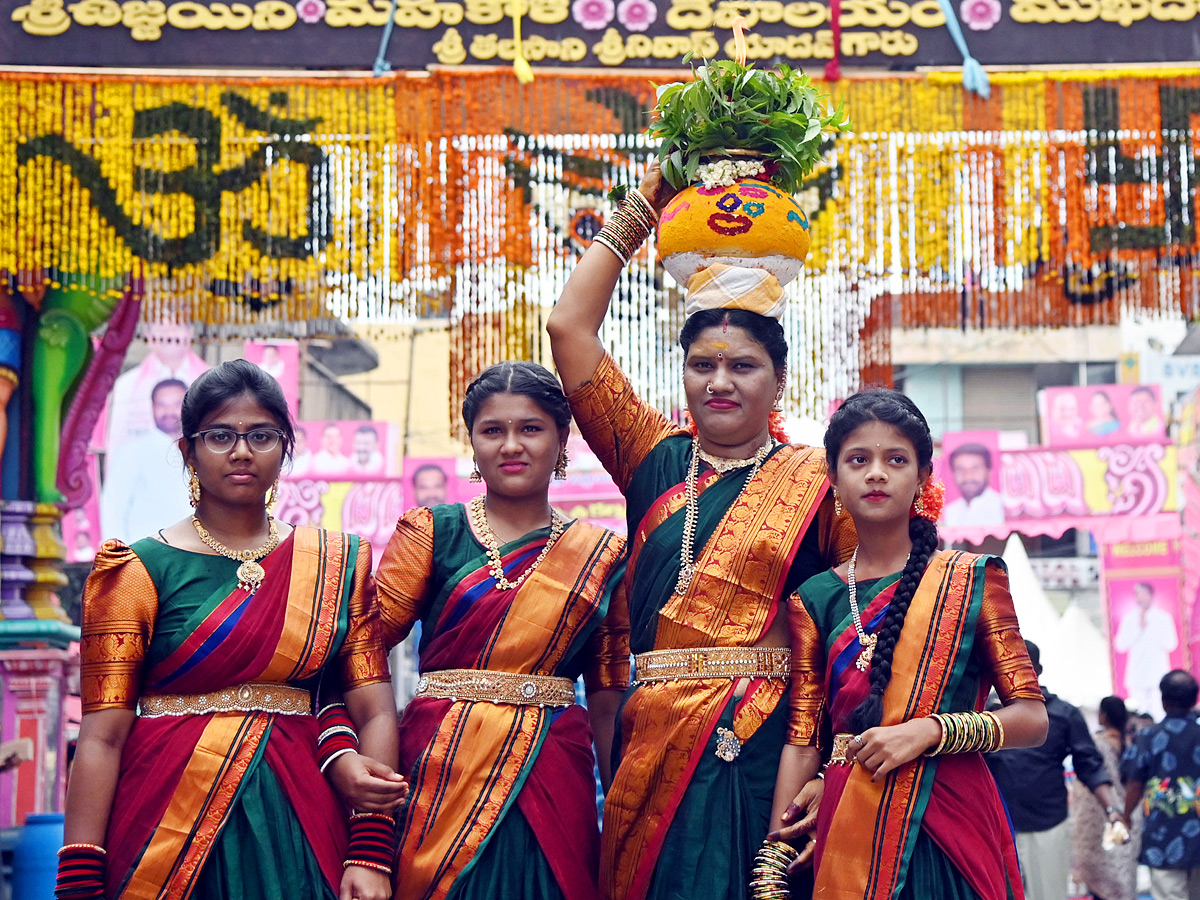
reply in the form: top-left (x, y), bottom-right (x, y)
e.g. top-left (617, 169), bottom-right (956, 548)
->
top-left (370, 361), bottom-right (628, 900)
top-left (57, 359), bottom-right (405, 900)
top-left (769, 389), bottom-right (1049, 900)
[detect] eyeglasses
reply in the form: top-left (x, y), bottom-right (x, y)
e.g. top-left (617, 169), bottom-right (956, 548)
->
top-left (191, 428), bottom-right (285, 454)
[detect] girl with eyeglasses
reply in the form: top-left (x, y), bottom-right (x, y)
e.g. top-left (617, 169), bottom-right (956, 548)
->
top-left (57, 359), bottom-right (406, 900)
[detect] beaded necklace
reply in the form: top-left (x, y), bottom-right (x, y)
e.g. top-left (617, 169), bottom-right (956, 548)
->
top-left (674, 437), bottom-right (774, 596)
top-left (468, 494), bottom-right (565, 591)
top-left (846, 547), bottom-right (877, 671)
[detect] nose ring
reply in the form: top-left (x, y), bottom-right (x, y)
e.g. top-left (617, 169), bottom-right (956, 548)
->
top-left (706, 383), bottom-right (714, 395)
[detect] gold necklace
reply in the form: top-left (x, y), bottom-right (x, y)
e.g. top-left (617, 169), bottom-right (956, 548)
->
top-left (846, 547), bottom-right (877, 671)
top-left (468, 495), bottom-right (566, 591)
top-left (675, 437), bottom-right (774, 596)
top-left (697, 445), bottom-right (768, 474)
top-left (191, 515), bottom-right (281, 592)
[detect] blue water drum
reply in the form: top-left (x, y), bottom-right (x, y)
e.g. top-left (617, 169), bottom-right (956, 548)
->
top-left (12, 812), bottom-right (64, 899)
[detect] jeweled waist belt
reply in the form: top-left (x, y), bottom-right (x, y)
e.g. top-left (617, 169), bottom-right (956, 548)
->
top-left (415, 669), bottom-right (576, 708)
top-left (139, 683), bottom-right (312, 717)
top-left (633, 646), bottom-right (791, 684)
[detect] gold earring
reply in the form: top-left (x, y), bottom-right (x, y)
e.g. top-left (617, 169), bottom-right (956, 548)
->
top-left (833, 489), bottom-right (842, 517)
top-left (913, 490), bottom-right (926, 517)
top-left (266, 478), bottom-right (280, 509)
top-left (469, 459), bottom-right (482, 483)
top-left (188, 466), bottom-right (202, 507)
top-left (554, 447), bottom-right (569, 481)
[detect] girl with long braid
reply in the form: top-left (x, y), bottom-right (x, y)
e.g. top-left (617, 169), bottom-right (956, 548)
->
top-left (767, 389), bottom-right (1048, 900)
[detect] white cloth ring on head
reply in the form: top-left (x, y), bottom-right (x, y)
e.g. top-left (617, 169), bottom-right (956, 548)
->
top-left (706, 383), bottom-right (714, 394)
top-left (853, 734), bottom-right (864, 746)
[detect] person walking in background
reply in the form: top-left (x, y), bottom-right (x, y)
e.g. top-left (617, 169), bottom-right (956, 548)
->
top-left (1122, 670), bottom-right (1200, 900)
top-left (1071, 695), bottom-right (1140, 900)
top-left (773, 389), bottom-right (1047, 900)
top-left (986, 640), bottom-right (1124, 900)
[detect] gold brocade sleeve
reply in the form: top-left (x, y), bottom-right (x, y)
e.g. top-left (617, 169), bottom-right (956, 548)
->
top-left (786, 592), bottom-right (826, 747)
top-left (80, 540), bottom-right (158, 713)
top-left (337, 539), bottom-right (391, 690)
top-left (583, 579), bottom-right (631, 693)
top-left (566, 352), bottom-right (686, 492)
top-left (976, 561), bottom-right (1043, 703)
top-left (375, 507), bottom-right (435, 651)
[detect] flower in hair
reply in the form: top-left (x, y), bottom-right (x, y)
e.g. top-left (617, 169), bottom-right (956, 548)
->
top-left (912, 479), bottom-right (945, 522)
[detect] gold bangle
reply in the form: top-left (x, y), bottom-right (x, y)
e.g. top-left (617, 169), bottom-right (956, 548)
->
top-left (344, 860), bottom-right (393, 875)
top-left (983, 709), bottom-right (1005, 752)
top-left (58, 843), bottom-right (106, 857)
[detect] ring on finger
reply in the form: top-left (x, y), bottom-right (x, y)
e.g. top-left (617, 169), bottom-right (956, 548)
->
top-left (853, 734), bottom-right (864, 746)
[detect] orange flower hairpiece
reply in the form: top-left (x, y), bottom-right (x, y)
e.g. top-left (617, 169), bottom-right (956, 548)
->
top-left (912, 479), bottom-right (945, 522)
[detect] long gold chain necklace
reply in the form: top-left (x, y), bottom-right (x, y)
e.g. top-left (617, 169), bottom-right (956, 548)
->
top-left (846, 547), bottom-right (877, 671)
top-left (468, 495), bottom-right (566, 591)
top-left (675, 437), bottom-right (774, 596)
top-left (191, 515), bottom-right (281, 592)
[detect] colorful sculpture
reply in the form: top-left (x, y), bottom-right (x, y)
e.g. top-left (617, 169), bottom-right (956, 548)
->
top-left (30, 275), bottom-right (134, 504)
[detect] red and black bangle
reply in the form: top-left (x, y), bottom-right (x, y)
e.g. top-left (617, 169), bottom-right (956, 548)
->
top-left (344, 812), bottom-right (396, 876)
top-left (55, 843), bottom-right (106, 899)
top-left (317, 702), bottom-right (360, 772)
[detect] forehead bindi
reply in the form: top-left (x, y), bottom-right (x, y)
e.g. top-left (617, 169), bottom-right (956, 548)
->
top-left (842, 422), bottom-right (916, 457)
top-left (201, 398), bottom-right (278, 431)
top-left (688, 327), bottom-right (768, 361)
top-left (474, 392), bottom-right (554, 426)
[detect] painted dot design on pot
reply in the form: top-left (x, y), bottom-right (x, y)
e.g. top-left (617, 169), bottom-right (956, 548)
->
top-left (703, 182), bottom-right (803, 237)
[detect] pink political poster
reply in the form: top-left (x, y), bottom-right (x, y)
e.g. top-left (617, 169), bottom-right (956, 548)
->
top-left (403, 457), bottom-right (458, 509)
top-left (1103, 540), bottom-right (1184, 718)
top-left (244, 340), bottom-right (300, 419)
top-left (937, 431), bottom-right (1005, 530)
top-left (1042, 384), bottom-right (1166, 449)
top-left (290, 421), bottom-right (395, 481)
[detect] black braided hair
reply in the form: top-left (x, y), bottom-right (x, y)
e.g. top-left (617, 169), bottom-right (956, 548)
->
top-left (823, 387), bottom-right (939, 733)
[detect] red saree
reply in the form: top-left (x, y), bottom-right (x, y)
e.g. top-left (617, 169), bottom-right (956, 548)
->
top-left (79, 527), bottom-right (388, 900)
top-left (789, 551), bottom-right (1041, 900)
top-left (375, 506), bottom-right (627, 900)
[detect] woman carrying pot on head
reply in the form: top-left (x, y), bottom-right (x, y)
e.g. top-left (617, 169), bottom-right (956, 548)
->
top-left (370, 361), bottom-right (627, 900)
top-left (57, 359), bottom-right (403, 900)
top-left (770, 389), bottom-right (1048, 900)
top-left (546, 163), bottom-right (853, 900)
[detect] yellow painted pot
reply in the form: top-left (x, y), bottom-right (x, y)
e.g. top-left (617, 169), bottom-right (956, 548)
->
top-left (657, 178), bottom-right (811, 287)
